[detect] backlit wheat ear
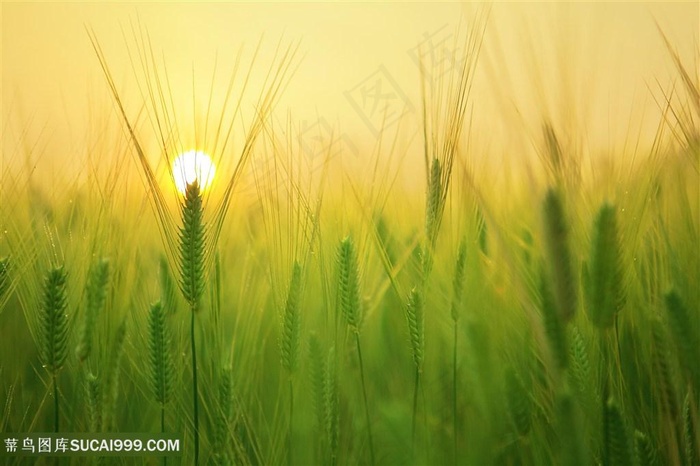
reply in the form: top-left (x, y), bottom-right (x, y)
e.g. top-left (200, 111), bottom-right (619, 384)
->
top-left (604, 398), bottom-right (633, 466)
top-left (77, 259), bottom-right (110, 362)
top-left (39, 265), bottom-right (69, 432)
top-left (179, 181), bottom-right (206, 313)
top-left (280, 262), bottom-right (302, 374)
top-left (425, 157), bottom-right (442, 247)
top-left (405, 287), bottom-right (425, 371)
top-left (179, 180), bottom-right (206, 465)
top-left (148, 301), bottom-right (173, 407)
top-left (587, 204), bottom-right (624, 328)
top-left (664, 290), bottom-right (700, 388)
top-left (542, 188), bottom-right (577, 323)
top-left (337, 236), bottom-right (361, 333)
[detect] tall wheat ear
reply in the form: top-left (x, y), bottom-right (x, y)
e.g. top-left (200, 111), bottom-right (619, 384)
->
top-left (76, 258), bottom-right (109, 362)
top-left (148, 299), bottom-right (174, 459)
top-left (336, 236), bottom-right (375, 465)
top-left (178, 180), bottom-right (206, 466)
top-left (38, 265), bottom-right (69, 432)
top-left (542, 188), bottom-right (576, 324)
top-left (586, 204), bottom-right (624, 329)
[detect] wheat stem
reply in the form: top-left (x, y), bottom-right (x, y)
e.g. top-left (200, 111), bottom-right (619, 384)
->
top-left (355, 334), bottom-right (375, 466)
top-left (190, 309), bottom-right (199, 465)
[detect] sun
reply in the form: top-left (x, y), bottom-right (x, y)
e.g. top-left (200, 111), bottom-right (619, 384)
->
top-left (172, 150), bottom-right (216, 194)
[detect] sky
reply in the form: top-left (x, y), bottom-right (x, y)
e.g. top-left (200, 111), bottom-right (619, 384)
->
top-left (1, 1), bottom-right (698, 189)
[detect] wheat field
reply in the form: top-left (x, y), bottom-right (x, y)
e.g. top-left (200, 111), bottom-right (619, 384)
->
top-left (1, 3), bottom-right (698, 466)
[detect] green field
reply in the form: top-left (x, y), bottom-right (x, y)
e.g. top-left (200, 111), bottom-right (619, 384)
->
top-left (1, 13), bottom-right (699, 466)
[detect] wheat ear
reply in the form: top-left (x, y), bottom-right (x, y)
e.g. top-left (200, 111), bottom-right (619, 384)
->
top-left (604, 398), bottom-right (633, 466)
top-left (39, 265), bottom-right (69, 432)
top-left (336, 236), bottom-right (374, 465)
top-left (178, 181), bottom-right (206, 465)
top-left (664, 290), bottom-right (700, 389)
top-left (587, 204), bottom-right (624, 328)
top-left (76, 259), bottom-right (109, 362)
top-left (542, 188), bottom-right (576, 323)
top-left (148, 300), bottom-right (173, 443)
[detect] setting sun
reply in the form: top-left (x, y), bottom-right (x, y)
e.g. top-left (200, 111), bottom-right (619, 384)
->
top-left (172, 150), bottom-right (216, 194)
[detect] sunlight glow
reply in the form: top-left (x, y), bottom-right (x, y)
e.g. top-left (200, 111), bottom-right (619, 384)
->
top-left (172, 150), bottom-right (216, 194)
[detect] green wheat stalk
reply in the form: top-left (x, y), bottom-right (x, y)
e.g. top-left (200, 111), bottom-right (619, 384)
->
top-left (76, 259), bottom-right (109, 362)
top-left (336, 236), bottom-right (374, 465)
top-left (505, 368), bottom-right (532, 437)
top-left (539, 266), bottom-right (568, 371)
top-left (213, 367), bottom-right (233, 466)
top-left (101, 319), bottom-right (126, 432)
top-left (404, 286), bottom-right (424, 445)
top-left (604, 398), bottom-right (633, 466)
top-left (178, 181), bottom-right (206, 465)
top-left (450, 240), bottom-right (467, 460)
top-left (337, 237), bottom-right (361, 332)
top-left (683, 391), bottom-right (699, 466)
top-left (557, 386), bottom-right (588, 466)
top-left (148, 300), bottom-right (173, 448)
top-left (280, 261), bottom-right (302, 465)
top-left (38, 265), bottom-right (69, 432)
top-left (664, 290), bottom-right (700, 390)
top-left (324, 346), bottom-right (339, 466)
top-left (587, 204), bottom-right (624, 329)
top-left (542, 188), bottom-right (577, 324)
top-left (85, 372), bottom-right (101, 433)
top-left (634, 431), bottom-right (659, 466)
top-left (308, 333), bottom-right (326, 434)
top-left (280, 262), bottom-right (302, 374)
top-left (425, 157), bottom-right (442, 249)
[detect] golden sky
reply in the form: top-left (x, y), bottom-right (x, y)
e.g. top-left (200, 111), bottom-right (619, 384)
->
top-left (1, 1), bottom-right (698, 187)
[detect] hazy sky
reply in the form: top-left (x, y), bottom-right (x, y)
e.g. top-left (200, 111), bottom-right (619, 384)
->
top-left (1, 1), bottom-right (698, 186)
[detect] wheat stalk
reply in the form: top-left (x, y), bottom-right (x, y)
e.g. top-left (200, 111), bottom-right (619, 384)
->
top-left (148, 299), bottom-right (174, 454)
top-left (542, 188), bottom-right (577, 324)
top-left (38, 265), bottom-right (69, 432)
top-left (213, 367), bottom-right (233, 466)
top-left (178, 180), bottom-right (206, 465)
top-left (664, 290), bottom-right (700, 390)
top-left (280, 261), bottom-right (302, 465)
top-left (336, 236), bottom-right (374, 465)
top-left (76, 259), bottom-right (109, 362)
top-left (587, 204), bottom-right (624, 329)
top-left (604, 398), bottom-right (633, 466)
top-left (102, 319), bottom-right (126, 432)
top-left (505, 368), bottom-right (532, 437)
